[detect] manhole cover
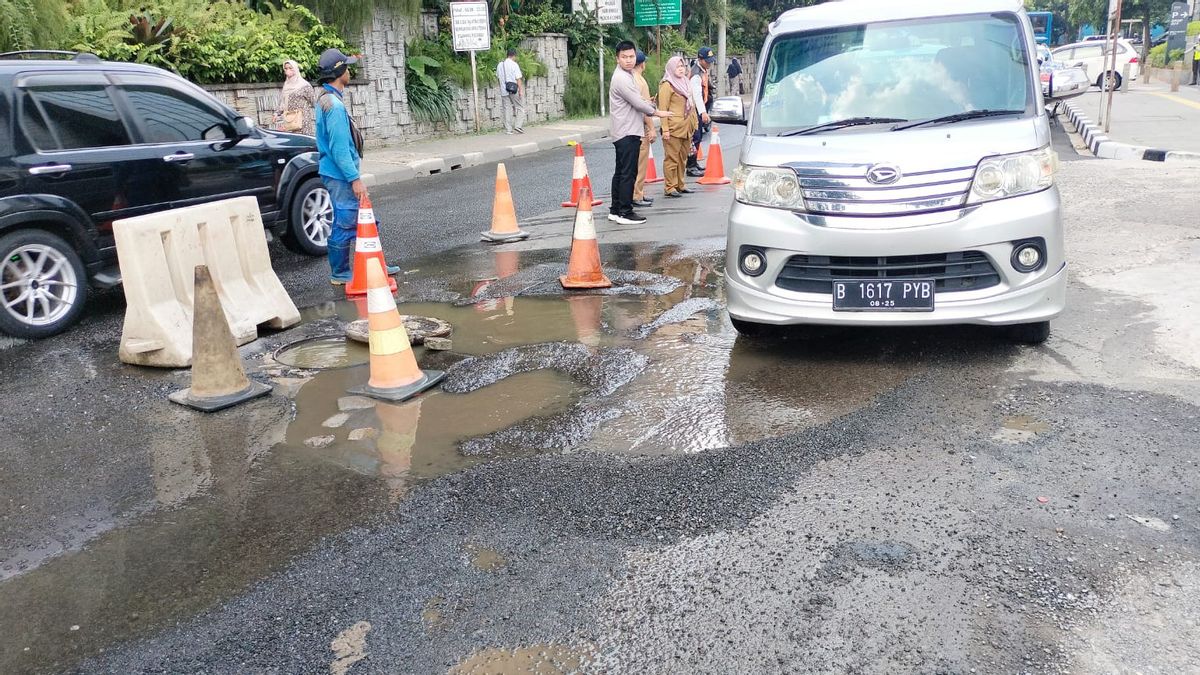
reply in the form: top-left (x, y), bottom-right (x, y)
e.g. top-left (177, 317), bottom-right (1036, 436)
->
top-left (346, 315), bottom-right (453, 345)
top-left (273, 335), bottom-right (369, 370)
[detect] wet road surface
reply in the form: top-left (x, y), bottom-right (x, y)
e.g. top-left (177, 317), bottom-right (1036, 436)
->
top-left (2, 131), bottom-right (1200, 673)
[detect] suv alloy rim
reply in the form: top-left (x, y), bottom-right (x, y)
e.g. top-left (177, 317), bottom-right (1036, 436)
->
top-left (302, 187), bottom-right (333, 247)
top-left (1, 244), bottom-right (79, 327)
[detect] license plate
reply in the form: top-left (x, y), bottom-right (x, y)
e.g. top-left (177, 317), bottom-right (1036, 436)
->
top-left (832, 279), bottom-right (935, 312)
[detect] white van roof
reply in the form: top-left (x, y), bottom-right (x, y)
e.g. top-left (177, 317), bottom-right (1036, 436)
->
top-left (771, 0), bottom-right (1025, 35)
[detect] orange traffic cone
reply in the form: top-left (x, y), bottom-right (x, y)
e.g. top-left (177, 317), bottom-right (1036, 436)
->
top-left (695, 138), bottom-right (705, 163)
top-left (348, 258), bottom-right (444, 402)
top-left (345, 195), bottom-right (397, 297)
top-left (646, 143), bottom-right (664, 184)
top-left (481, 163), bottom-right (529, 243)
top-left (560, 187), bottom-right (612, 289)
top-left (697, 124), bottom-right (731, 185)
top-left (561, 143), bottom-right (603, 208)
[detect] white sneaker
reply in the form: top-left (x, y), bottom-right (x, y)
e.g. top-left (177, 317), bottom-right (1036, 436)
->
top-left (607, 213), bottom-right (620, 222)
top-left (610, 212), bottom-right (647, 225)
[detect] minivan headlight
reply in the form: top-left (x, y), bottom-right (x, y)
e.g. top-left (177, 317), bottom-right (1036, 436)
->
top-left (967, 146), bottom-right (1057, 204)
top-left (733, 165), bottom-right (805, 209)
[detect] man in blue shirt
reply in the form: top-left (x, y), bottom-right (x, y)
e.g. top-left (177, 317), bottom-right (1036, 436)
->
top-left (314, 48), bottom-right (398, 283)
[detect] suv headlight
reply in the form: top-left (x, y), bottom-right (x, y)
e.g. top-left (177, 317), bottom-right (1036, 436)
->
top-left (733, 165), bottom-right (804, 209)
top-left (968, 146), bottom-right (1057, 204)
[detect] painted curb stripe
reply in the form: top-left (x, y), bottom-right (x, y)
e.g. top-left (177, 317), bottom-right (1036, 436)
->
top-left (369, 326), bottom-right (411, 355)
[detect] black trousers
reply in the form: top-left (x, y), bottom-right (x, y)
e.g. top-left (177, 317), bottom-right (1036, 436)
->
top-left (611, 134), bottom-right (641, 216)
top-left (1192, 58), bottom-right (1199, 84)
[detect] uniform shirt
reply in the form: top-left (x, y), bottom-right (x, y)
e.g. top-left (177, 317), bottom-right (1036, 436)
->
top-left (315, 84), bottom-right (360, 182)
top-left (689, 63), bottom-right (713, 115)
top-left (497, 58), bottom-right (523, 88)
top-left (609, 67), bottom-right (657, 139)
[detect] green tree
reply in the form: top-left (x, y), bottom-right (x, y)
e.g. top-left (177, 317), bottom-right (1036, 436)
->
top-left (0, 0), bottom-right (70, 52)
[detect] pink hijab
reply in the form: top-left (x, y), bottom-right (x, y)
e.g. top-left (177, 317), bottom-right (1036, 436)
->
top-left (660, 56), bottom-right (693, 113)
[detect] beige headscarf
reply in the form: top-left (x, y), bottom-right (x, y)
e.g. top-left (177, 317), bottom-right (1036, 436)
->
top-left (280, 60), bottom-right (308, 105)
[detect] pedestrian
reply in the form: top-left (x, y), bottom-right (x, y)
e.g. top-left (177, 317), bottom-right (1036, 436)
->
top-left (608, 41), bottom-right (675, 225)
top-left (274, 59), bottom-right (316, 135)
top-left (497, 48), bottom-right (526, 134)
top-left (658, 56), bottom-right (697, 199)
top-left (1191, 37), bottom-right (1199, 86)
top-left (687, 46), bottom-right (716, 177)
top-left (314, 48), bottom-right (399, 284)
top-left (632, 50), bottom-right (657, 208)
top-left (727, 56), bottom-right (743, 95)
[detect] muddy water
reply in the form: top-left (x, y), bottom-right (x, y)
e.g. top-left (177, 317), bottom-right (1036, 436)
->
top-left (2, 243), bottom-right (927, 673)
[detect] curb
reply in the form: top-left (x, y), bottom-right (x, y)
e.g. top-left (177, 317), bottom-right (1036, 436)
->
top-left (1062, 101), bottom-right (1200, 164)
top-left (361, 128), bottom-right (610, 188)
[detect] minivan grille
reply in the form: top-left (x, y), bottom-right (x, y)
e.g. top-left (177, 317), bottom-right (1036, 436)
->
top-left (776, 251), bottom-right (1001, 294)
top-left (785, 163), bottom-right (976, 217)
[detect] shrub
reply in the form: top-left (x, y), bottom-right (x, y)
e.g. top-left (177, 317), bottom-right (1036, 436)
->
top-left (565, 63), bottom-right (600, 118)
top-left (405, 53), bottom-right (457, 123)
top-left (1148, 42), bottom-right (1186, 68)
top-left (407, 36), bottom-right (546, 90)
top-left (58, 0), bottom-right (354, 85)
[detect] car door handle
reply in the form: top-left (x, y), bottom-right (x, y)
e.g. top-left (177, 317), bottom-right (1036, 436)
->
top-left (28, 164), bottom-right (73, 176)
top-left (163, 152), bottom-right (195, 163)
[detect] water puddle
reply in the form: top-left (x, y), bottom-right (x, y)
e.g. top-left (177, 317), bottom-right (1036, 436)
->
top-left (273, 335), bottom-right (370, 369)
top-left (449, 643), bottom-right (596, 674)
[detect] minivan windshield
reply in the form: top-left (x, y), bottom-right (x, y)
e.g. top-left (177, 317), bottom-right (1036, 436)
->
top-left (755, 13), bottom-right (1034, 135)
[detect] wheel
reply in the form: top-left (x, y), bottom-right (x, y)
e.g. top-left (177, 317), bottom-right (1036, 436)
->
top-left (1008, 321), bottom-right (1050, 345)
top-left (283, 176), bottom-right (331, 256)
top-left (0, 229), bottom-right (89, 339)
top-left (1097, 71), bottom-right (1121, 91)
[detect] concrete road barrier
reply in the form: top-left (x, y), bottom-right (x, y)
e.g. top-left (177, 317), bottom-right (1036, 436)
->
top-left (114, 197), bottom-right (299, 368)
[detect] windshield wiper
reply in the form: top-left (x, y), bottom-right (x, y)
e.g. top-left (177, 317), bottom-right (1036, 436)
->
top-left (779, 117), bottom-right (908, 137)
top-left (892, 109), bottom-right (1024, 130)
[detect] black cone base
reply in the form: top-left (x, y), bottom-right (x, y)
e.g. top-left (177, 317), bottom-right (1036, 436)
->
top-left (169, 380), bottom-right (272, 412)
top-left (348, 369), bottom-right (445, 403)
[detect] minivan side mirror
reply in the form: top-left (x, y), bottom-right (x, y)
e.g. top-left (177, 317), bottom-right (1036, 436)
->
top-left (1045, 66), bottom-right (1090, 101)
top-left (710, 96), bottom-right (747, 126)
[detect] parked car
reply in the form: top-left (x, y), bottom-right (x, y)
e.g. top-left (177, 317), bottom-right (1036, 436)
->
top-left (710, 0), bottom-right (1087, 344)
top-left (1051, 38), bottom-right (1140, 90)
top-left (0, 51), bottom-right (332, 339)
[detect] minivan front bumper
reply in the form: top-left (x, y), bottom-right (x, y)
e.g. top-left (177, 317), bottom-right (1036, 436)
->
top-left (725, 188), bottom-right (1067, 327)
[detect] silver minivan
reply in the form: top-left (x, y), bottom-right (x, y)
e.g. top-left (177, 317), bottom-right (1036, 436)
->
top-left (713, 0), bottom-right (1086, 343)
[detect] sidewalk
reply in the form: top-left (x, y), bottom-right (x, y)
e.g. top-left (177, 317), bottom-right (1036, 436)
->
top-left (1062, 82), bottom-right (1200, 163)
top-left (360, 117), bottom-right (610, 186)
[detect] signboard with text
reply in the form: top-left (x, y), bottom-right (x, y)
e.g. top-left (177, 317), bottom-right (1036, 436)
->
top-left (573, 0), bottom-right (623, 25)
top-left (1167, 1), bottom-right (1188, 54)
top-left (633, 0), bottom-right (682, 27)
top-left (450, 1), bottom-right (490, 52)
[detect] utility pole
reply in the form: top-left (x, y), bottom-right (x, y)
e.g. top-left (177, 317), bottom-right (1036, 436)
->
top-left (716, 0), bottom-right (727, 98)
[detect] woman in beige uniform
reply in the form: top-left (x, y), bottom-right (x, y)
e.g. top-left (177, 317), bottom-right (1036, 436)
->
top-left (657, 56), bottom-right (697, 198)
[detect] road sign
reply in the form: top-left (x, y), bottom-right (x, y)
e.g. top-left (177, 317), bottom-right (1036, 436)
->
top-left (573, 0), bottom-right (622, 25)
top-left (450, 1), bottom-right (490, 52)
top-left (1167, 1), bottom-right (1188, 54)
top-left (634, 0), bottom-right (682, 27)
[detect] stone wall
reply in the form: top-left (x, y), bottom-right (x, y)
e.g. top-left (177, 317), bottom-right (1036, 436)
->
top-left (201, 10), bottom-right (567, 149)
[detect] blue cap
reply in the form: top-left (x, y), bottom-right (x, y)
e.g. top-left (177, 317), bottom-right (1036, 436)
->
top-left (317, 48), bottom-right (359, 82)
top-left (698, 46), bottom-right (715, 62)
top-left (635, 50), bottom-right (647, 65)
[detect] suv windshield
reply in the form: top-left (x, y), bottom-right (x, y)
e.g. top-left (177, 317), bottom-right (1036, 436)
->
top-left (755, 13), bottom-right (1033, 135)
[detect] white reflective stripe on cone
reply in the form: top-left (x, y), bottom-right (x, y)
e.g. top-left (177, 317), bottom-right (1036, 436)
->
top-left (573, 157), bottom-right (585, 178)
top-left (367, 286), bottom-right (397, 313)
top-left (358, 208), bottom-right (375, 223)
top-left (573, 213), bottom-right (597, 241)
top-left (356, 237), bottom-right (382, 253)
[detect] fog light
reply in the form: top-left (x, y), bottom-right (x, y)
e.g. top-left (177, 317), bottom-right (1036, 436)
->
top-left (740, 250), bottom-right (765, 276)
top-left (1011, 241), bottom-right (1045, 273)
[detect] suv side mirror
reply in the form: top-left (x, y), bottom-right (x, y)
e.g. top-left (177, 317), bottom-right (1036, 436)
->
top-left (710, 96), bottom-right (746, 126)
top-left (233, 116), bottom-right (255, 139)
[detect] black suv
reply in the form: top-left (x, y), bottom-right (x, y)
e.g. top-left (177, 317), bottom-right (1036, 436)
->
top-left (0, 51), bottom-right (332, 339)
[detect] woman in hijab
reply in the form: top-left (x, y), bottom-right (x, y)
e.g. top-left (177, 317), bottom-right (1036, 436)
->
top-left (274, 59), bottom-right (316, 135)
top-left (657, 56), bottom-right (698, 198)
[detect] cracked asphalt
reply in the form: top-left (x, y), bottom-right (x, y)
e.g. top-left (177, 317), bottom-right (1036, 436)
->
top-left (2, 125), bottom-right (1200, 674)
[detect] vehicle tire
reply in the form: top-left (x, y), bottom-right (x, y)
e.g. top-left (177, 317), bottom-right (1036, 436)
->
top-left (283, 177), bottom-right (332, 256)
top-left (1097, 71), bottom-right (1121, 91)
top-left (1008, 321), bottom-right (1051, 345)
top-left (0, 229), bottom-right (89, 339)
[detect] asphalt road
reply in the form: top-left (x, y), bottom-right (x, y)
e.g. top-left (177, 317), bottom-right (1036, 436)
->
top-left (3, 123), bottom-right (1199, 674)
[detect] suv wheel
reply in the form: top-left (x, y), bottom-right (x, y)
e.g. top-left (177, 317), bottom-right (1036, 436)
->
top-left (284, 177), bottom-right (331, 256)
top-left (0, 229), bottom-right (89, 339)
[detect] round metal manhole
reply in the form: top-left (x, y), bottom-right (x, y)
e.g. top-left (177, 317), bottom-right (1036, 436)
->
top-left (273, 335), bottom-right (370, 370)
top-left (345, 315), bottom-right (453, 345)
